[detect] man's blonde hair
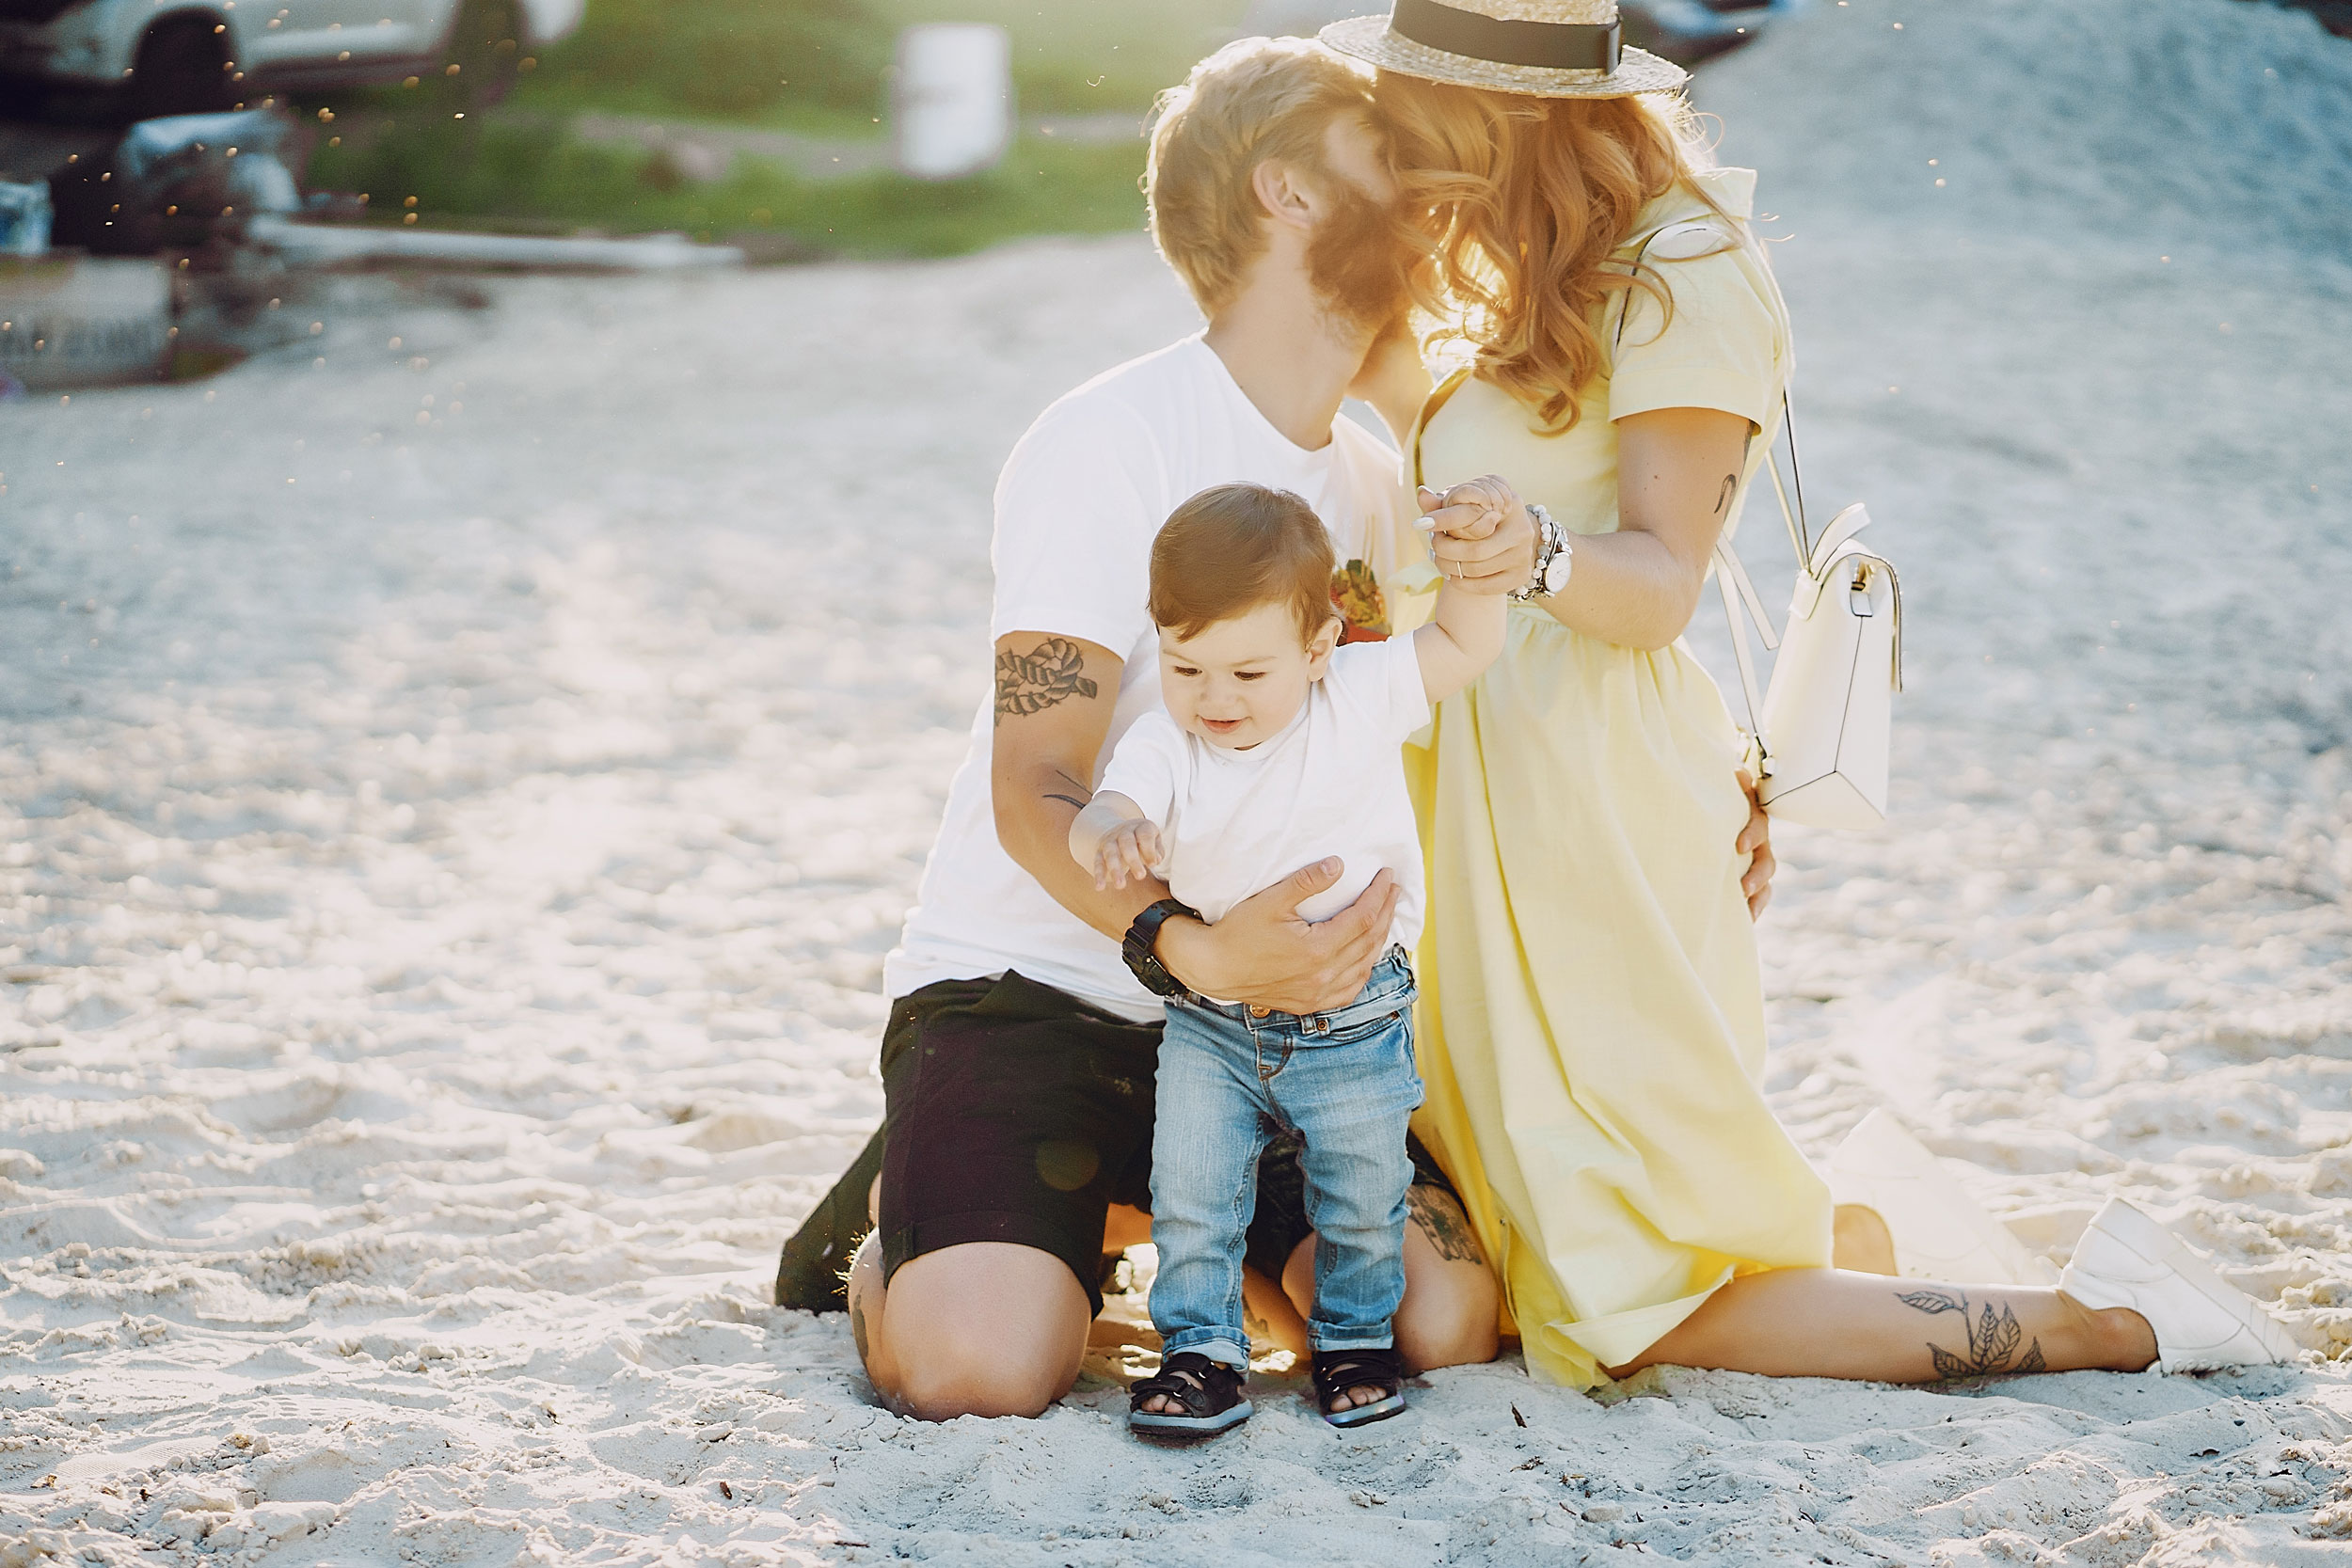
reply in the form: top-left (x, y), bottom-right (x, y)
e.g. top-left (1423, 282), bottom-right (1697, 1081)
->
top-left (1146, 37), bottom-right (1376, 314)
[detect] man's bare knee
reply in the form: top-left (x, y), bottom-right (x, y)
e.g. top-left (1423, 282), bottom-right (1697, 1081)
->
top-left (891, 1349), bottom-right (1065, 1422)
top-left (873, 1243), bottom-right (1089, 1421)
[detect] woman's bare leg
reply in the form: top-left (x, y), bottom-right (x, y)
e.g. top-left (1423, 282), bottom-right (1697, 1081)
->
top-left (1609, 1268), bottom-right (2156, 1383)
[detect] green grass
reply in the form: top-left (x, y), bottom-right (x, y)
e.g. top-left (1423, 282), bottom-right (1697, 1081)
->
top-left (291, 0), bottom-right (1248, 258)
top-left (306, 114), bottom-right (1148, 258)
top-left (872, 0), bottom-right (1248, 113)
top-left (493, 0), bottom-right (1246, 125)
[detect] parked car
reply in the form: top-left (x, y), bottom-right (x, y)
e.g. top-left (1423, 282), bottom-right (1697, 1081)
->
top-left (0, 0), bottom-right (582, 118)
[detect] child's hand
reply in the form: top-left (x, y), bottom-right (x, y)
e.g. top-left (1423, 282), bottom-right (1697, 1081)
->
top-left (1418, 476), bottom-right (1518, 543)
top-left (1092, 817), bottom-right (1166, 891)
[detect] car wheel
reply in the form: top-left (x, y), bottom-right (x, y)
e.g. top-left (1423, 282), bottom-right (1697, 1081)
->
top-left (440, 0), bottom-right (525, 109)
top-left (125, 14), bottom-right (233, 119)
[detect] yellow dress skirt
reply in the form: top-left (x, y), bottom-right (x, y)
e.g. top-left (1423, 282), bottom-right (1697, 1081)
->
top-left (1404, 169), bottom-right (1834, 1387)
top-left (1405, 610), bottom-right (1833, 1387)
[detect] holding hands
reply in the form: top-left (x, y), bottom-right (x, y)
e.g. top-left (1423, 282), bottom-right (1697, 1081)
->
top-left (1091, 815), bottom-right (1167, 892)
top-left (1418, 475), bottom-right (1535, 594)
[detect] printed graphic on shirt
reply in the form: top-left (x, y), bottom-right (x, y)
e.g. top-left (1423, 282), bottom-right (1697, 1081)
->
top-left (1331, 559), bottom-right (1391, 644)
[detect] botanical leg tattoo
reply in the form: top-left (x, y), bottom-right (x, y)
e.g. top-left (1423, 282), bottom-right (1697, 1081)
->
top-left (849, 1295), bottom-right (872, 1368)
top-left (1407, 1185), bottom-right (1485, 1265)
top-left (994, 638), bottom-right (1098, 723)
top-left (1901, 1288), bottom-right (2047, 1379)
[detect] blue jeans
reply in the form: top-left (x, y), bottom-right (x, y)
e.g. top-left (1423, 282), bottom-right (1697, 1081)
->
top-left (1148, 950), bottom-right (1423, 1368)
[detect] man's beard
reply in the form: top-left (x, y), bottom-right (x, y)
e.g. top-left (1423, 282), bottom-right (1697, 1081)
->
top-left (1306, 177), bottom-right (1419, 339)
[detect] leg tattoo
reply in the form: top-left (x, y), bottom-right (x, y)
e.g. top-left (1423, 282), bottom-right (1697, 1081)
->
top-left (849, 1296), bottom-right (872, 1367)
top-left (1407, 1186), bottom-right (1485, 1265)
top-left (1901, 1288), bottom-right (2047, 1379)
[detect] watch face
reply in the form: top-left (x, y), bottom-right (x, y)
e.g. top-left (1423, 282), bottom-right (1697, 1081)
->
top-left (1543, 550), bottom-right (1572, 594)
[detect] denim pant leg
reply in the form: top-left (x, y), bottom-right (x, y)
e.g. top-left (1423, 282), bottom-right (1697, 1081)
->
top-left (1146, 1001), bottom-right (1272, 1370)
top-left (1272, 1012), bottom-right (1423, 1354)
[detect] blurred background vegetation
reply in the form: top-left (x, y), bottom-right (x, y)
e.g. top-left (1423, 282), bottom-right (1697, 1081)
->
top-left (302, 0), bottom-right (1259, 257)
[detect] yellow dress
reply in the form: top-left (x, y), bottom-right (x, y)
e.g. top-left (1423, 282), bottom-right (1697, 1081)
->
top-left (1404, 166), bottom-right (1834, 1388)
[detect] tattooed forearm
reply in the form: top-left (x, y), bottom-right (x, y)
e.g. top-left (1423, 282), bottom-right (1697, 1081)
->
top-left (1408, 1185), bottom-right (1485, 1265)
top-left (1900, 1288), bottom-right (2047, 1379)
top-left (1713, 472), bottom-right (1739, 516)
top-left (995, 638), bottom-right (1099, 723)
top-left (1041, 768), bottom-right (1091, 812)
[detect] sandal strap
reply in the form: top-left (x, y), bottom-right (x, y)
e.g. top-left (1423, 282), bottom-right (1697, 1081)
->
top-left (1311, 1345), bottom-right (1405, 1403)
top-left (1130, 1352), bottom-right (1246, 1418)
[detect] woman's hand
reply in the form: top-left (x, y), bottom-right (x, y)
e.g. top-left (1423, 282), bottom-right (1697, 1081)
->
top-left (1420, 474), bottom-right (1535, 594)
top-left (1737, 768), bottom-right (1775, 919)
top-left (1155, 861), bottom-right (1399, 1015)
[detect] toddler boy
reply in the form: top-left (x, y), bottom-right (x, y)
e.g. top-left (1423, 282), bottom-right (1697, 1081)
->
top-left (1069, 481), bottom-right (1504, 1436)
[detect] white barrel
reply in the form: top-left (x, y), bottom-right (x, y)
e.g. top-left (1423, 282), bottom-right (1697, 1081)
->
top-left (0, 258), bottom-right (170, 390)
top-left (892, 24), bottom-right (1014, 182)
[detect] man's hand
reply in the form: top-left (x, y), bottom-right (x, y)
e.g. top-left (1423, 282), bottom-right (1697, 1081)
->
top-left (1737, 768), bottom-right (1776, 919)
top-left (1156, 861), bottom-right (1400, 1015)
top-left (1421, 474), bottom-right (1536, 594)
top-left (1092, 817), bottom-right (1166, 892)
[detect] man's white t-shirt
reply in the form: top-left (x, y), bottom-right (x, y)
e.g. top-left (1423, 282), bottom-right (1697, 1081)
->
top-left (1094, 637), bottom-right (1430, 977)
top-left (882, 335), bottom-right (1419, 1022)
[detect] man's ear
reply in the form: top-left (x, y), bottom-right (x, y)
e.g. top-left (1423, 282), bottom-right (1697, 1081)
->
top-left (1250, 157), bottom-right (1318, 236)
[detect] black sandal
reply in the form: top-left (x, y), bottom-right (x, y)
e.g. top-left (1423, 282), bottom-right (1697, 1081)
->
top-left (1128, 1352), bottom-right (1252, 1438)
top-left (1311, 1346), bottom-right (1407, 1428)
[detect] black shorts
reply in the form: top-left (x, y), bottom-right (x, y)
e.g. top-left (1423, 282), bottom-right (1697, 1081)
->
top-left (877, 970), bottom-right (1162, 1318)
top-left (772, 971), bottom-right (1463, 1319)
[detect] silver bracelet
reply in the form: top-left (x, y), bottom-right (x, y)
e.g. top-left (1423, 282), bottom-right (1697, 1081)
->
top-left (1510, 503), bottom-right (1572, 602)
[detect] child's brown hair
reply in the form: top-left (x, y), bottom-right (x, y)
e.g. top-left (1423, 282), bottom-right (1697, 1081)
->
top-left (1148, 483), bottom-right (1337, 644)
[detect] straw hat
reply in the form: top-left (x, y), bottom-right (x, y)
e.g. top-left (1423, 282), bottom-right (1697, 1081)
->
top-left (1321, 0), bottom-right (1688, 98)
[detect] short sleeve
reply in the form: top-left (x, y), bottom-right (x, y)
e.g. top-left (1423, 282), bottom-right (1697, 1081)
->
top-left (1095, 711), bottom-right (1186, 826)
top-left (989, 398), bottom-right (1161, 657)
top-left (1326, 638), bottom-right (1431, 746)
top-left (1606, 245), bottom-right (1785, 434)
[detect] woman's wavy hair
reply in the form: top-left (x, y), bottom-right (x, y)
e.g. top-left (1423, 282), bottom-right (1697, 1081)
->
top-left (1374, 73), bottom-right (1720, 433)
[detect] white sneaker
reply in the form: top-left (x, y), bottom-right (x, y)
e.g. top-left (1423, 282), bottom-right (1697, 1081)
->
top-left (2059, 1197), bottom-right (2302, 1373)
top-left (1826, 1110), bottom-right (2053, 1286)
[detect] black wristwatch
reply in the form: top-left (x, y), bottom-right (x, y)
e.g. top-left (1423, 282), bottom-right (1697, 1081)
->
top-left (1121, 897), bottom-right (1200, 999)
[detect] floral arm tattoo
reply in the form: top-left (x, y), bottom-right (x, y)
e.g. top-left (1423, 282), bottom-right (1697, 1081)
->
top-left (994, 637), bottom-right (1099, 725)
top-left (1901, 1288), bottom-right (2047, 1379)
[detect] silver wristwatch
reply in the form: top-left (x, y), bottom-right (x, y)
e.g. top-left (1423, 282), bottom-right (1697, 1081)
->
top-left (1511, 503), bottom-right (1573, 602)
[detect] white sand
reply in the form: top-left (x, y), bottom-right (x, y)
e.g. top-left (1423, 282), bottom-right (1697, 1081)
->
top-left (6, 0), bottom-right (2352, 1561)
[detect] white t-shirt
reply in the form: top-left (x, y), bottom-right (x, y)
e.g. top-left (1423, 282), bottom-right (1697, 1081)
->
top-left (1095, 637), bottom-right (1430, 974)
top-left (882, 336), bottom-right (1420, 1022)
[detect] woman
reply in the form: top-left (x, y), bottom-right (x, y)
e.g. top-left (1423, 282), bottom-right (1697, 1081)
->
top-left (1319, 0), bottom-right (2297, 1386)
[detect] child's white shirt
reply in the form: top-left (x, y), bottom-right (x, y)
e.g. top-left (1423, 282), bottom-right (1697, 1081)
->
top-left (1095, 638), bottom-right (1430, 974)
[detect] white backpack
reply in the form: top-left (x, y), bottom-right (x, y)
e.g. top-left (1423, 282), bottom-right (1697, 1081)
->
top-left (1621, 216), bottom-right (1904, 831)
top-left (1711, 458), bottom-right (1902, 830)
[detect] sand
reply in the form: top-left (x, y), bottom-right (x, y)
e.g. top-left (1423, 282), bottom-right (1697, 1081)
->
top-left (5, 0), bottom-right (2352, 1561)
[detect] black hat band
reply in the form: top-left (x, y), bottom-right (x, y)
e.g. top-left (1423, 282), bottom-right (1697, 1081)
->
top-left (1388, 0), bottom-right (1623, 71)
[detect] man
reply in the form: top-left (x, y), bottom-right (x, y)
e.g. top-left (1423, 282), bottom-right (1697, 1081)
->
top-left (775, 36), bottom-right (1766, 1421)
